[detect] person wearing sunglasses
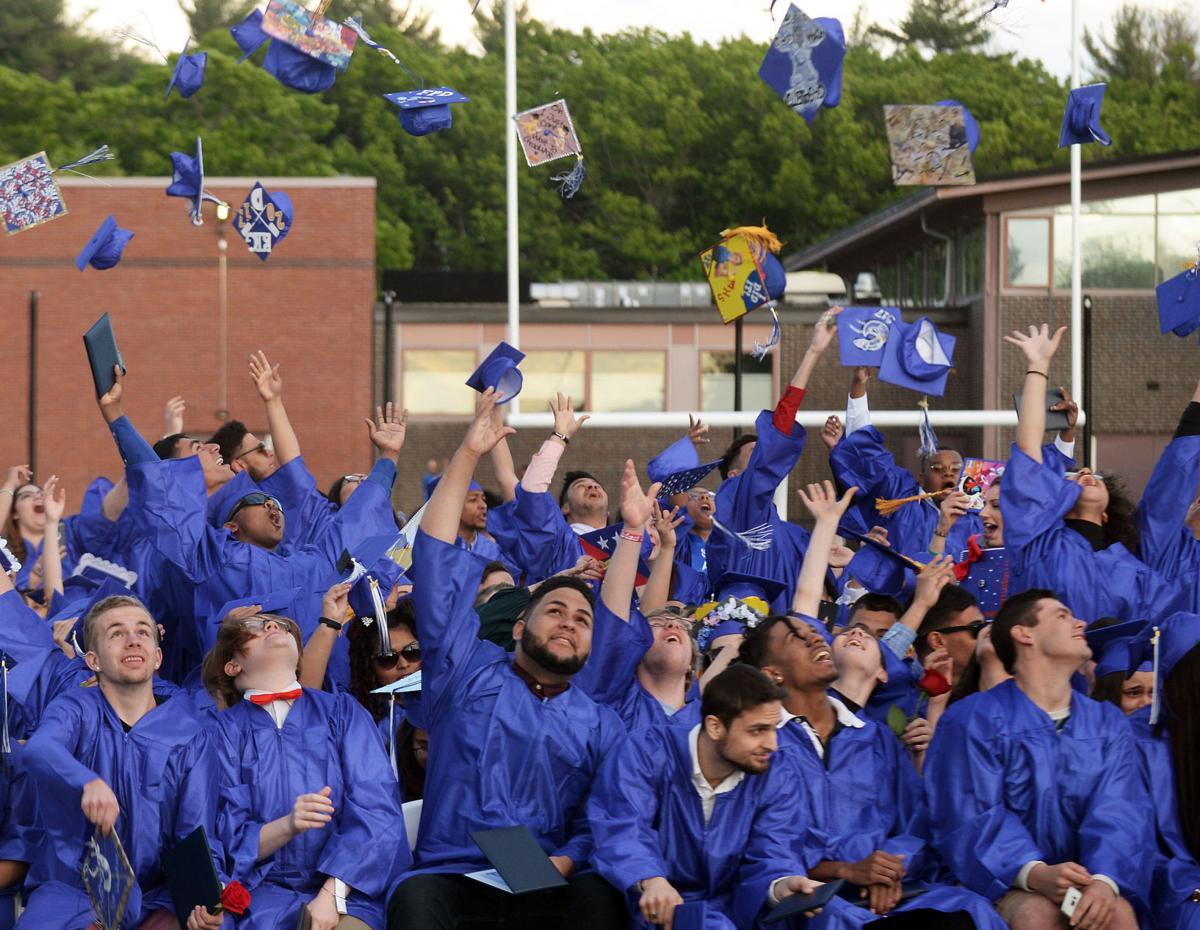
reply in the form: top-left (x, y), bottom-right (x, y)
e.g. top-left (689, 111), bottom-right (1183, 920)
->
top-left (205, 606), bottom-right (408, 930)
top-left (916, 586), bottom-right (989, 690)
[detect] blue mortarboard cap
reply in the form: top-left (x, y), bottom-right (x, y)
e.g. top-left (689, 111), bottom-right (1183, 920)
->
top-left (263, 39), bottom-right (337, 94)
top-left (383, 87), bottom-right (471, 137)
top-left (758, 6), bottom-right (845, 125)
top-left (46, 572), bottom-right (101, 623)
top-left (371, 669), bottom-right (421, 694)
top-left (207, 588), bottom-right (302, 633)
top-left (837, 305), bottom-right (900, 367)
top-left (1086, 619), bottom-right (1149, 679)
top-left (878, 316), bottom-right (956, 396)
top-left (1131, 612), bottom-right (1200, 723)
top-left (230, 9), bottom-right (268, 63)
top-left (935, 99), bottom-right (980, 153)
top-left (166, 137), bottom-right (214, 224)
top-left (1059, 84), bottom-right (1112, 148)
top-left (1156, 267), bottom-right (1200, 340)
top-left (165, 38), bottom-right (207, 100)
top-left (842, 543), bottom-right (909, 599)
top-left (656, 460), bottom-right (721, 500)
top-left (761, 252), bottom-right (787, 301)
top-left (75, 214), bottom-right (134, 272)
top-left (789, 610), bottom-right (833, 644)
top-left (712, 570), bottom-right (787, 607)
top-left (206, 471), bottom-right (260, 528)
top-left (424, 474), bottom-right (483, 497)
top-left (466, 342), bottom-right (526, 404)
top-left (647, 435), bottom-right (701, 485)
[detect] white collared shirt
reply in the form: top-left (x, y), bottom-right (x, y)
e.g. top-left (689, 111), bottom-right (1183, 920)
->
top-left (778, 695), bottom-right (865, 760)
top-left (242, 680), bottom-right (302, 730)
top-left (688, 724), bottom-right (745, 824)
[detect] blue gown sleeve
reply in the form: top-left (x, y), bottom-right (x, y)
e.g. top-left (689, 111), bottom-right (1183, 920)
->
top-left (21, 694), bottom-right (98, 796)
top-left (721, 409), bottom-right (806, 531)
top-left (108, 415), bottom-right (158, 466)
top-left (504, 485), bottom-right (583, 583)
top-left (1138, 435), bottom-right (1200, 579)
top-left (0, 589), bottom-right (56, 662)
top-left (126, 458), bottom-right (229, 585)
top-left (301, 457), bottom-right (398, 567)
top-left (586, 729), bottom-right (670, 894)
top-left (1041, 441), bottom-right (1075, 474)
top-left (573, 601), bottom-right (653, 710)
top-left (315, 696), bottom-right (409, 894)
top-left (1000, 444), bottom-right (1081, 560)
top-left (924, 703), bottom-right (1045, 901)
top-left (258, 456), bottom-right (337, 550)
top-left (829, 426), bottom-right (916, 503)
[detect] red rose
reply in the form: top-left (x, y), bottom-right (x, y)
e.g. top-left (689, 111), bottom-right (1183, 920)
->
top-left (918, 668), bottom-right (951, 698)
top-left (220, 880), bottom-right (251, 916)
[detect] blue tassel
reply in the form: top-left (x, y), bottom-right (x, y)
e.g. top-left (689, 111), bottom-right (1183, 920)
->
top-left (752, 305), bottom-right (781, 361)
top-left (918, 399), bottom-right (939, 461)
top-left (56, 145), bottom-right (114, 174)
top-left (551, 156), bottom-right (586, 199)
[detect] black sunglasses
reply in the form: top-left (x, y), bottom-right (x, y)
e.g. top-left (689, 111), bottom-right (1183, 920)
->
top-left (938, 619), bottom-right (989, 638)
top-left (373, 641), bottom-right (421, 670)
top-left (225, 492), bottom-right (283, 523)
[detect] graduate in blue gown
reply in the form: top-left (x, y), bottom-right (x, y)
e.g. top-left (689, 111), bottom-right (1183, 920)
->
top-left (0, 746), bottom-right (38, 930)
top-left (1125, 612), bottom-right (1200, 929)
top-left (1002, 325), bottom-right (1179, 624)
top-left (587, 665), bottom-right (819, 930)
top-left (740, 482), bottom-right (1001, 930)
top-left (648, 424), bottom-right (718, 601)
top-left (205, 606), bottom-right (408, 929)
top-left (386, 393), bottom-right (626, 930)
top-left (924, 584), bottom-right (1151, 929)
top-left (16, 594), bottom-right (224, 930)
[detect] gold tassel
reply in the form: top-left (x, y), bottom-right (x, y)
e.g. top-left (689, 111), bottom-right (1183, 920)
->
top-left (874, 487), bottom-right (953, 517)
top-left (720, 223), bottom-right (783, 256)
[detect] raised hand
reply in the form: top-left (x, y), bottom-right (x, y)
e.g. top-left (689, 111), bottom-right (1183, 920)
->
top-left (797, 480), bottom-right (857, 524)
top-left (249, 350), bottom-right (283, 403)
top-left (810, 305), bottom-right (844, 353)
top-left (936, 490), bottom-right (971, 536)
top-left (1052, 384), bottom-right (1079, 436)
top-left (558, 556), bottom-right (606, 583)
top-left (1003, 323), bottom-right (1066, 371)
top-left (913, 556), bottom-right (956, 610)
top-left (550, 392), bottom-right (590, 442)
top-left (652, 505), bottom-right (685, 551)
top-left (97, 364), bottom-right (125, 424)
top-left (223, 604), bottom-right (263, 625)
top-left (619, 459), bottom-right (659, 529)
top-left (321, 582), bottom-right (352, 627)
top-left (41, 475), bottom-right (66, 523)
top-left (163, 396), bottom-right (186, 436)
top-left (687, 414), bottom-right (710, 448)
top-left (820, 415), bottom-right (844, 451)
top-left (364, 402), bottom-right (410, 457)
top-left (2, 465), bottom-right (31, 493)
top-left (463, 390), bottom-right (516, 457)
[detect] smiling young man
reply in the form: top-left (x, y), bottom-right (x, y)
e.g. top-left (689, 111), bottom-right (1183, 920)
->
top-left (17, 595), bottom-right (225, 930)
top-left (925, 589), bottom-right (1152, 930)
top-left (386, 391), bottom-right (625, 930)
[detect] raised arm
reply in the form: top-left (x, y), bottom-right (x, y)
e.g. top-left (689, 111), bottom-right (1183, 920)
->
top-left (97, 365), bottom-right (158, 467)
top-left (39, 476), bottom-right (66, 598)
top-left (790, 307), bottom-right (842, 392)
top-left (518, 393), bottom-right (589, 494)
top-left (0, 465), bottom-right (31, 532)
top-left (599, 461), bottom-right (656, 621)
top-left (249, 350), bottom-right (300, 467)
top-left (1004, 324), bottom-right (1067, 462)
top-left (791, 480), bottom-right (857, 618)
top-left (487, 399), bottom-right (520, 501)
top-left (639, 504), bottom-right (682, 616)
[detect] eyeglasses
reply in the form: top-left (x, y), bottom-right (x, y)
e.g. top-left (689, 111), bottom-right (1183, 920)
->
top-left (648, 616), bottom-right (694, 633)
top-left (239, 616), bottom-right (298, 636)
top-left (341, 474), bottom-right (367, 484)
top-left (373, 641), bottom-right (421, 669)
top-left (235, 442), bottom-right (268, 460)
top-left (938, 619), bottom-right (989, 638)
top-left (686, 489), bottom-right (714, 501)
top-left (925, 464), bottom-right (962, 476)
top-left (226, 492), bottom-right (283, 522)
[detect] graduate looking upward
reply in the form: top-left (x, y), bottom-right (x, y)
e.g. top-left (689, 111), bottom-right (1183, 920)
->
top-left (387, 390), bottom-right (626, 930)
top-left (924, 589), bottom-right (1151, 930)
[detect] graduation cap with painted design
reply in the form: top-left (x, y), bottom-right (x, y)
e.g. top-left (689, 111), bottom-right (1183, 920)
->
top-left (758, 5), bottom-right (845, 125)
top-left (0, 146), bottom-right (114, 236)
top-left (384, 88), bottom-right (470, 137)
top-left (694, 571), bottom-right (788, 651)
top-left (655, 460), bottom-right (721, 501)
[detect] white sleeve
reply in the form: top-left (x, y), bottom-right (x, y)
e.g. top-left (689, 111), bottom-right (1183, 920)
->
top-left (845, 393), bottom-right (872, 435)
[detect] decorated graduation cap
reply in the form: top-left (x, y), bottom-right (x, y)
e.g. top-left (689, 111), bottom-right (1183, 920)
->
top-left (758, 5), bottom-right (845, 125)
top-left (165, 137), bottom-right (229, 226)
top-left (700, 224), bottom-right (785, 359)
top-left (384, 88), bottom-right (470, 137)
top-left (0, 537), bottom-right (20, 578)
top-left (655, 461), bottom-right (721, 501)
top-left (252, 0), bottom-right (357, 94)
top-left (514, 99), bottom-right (586, 199)
top-left (837, 305), bottom-right (900, 367)
top-left (934, 99), bottom-right (980, 154)
top-left (1130, 612), bottom-right (1200, 724)
top-left (647, 434), bottom-right (701, 486)
top-left (694, 571), bottom-right (787, 652)
top-left (878, 316), bottom-right (956, 396)
top-left (76, 214), bottom-right (134, 272)
top-left (1156, 262), bottom-right (1200, 342)
top-left (0, 145), bottom-right (114, 236)
top-left (165, 38), bottom-right (207, 100)
top-left (1086, 619), bottom-right (1150, 680)
top-left (233, 182), bottom-right (293, 261)
top-left (883, 104), bottom-right (976, 186)
top-left (71, 553), bottom-right (138, 589)
top-left (466, 342), bottom-right (525, 404)
top-left (1059, 84), bottom-right (1112, 148)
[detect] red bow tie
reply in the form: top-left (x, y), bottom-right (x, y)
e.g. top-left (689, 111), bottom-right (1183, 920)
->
top-left (952, 534), bottom-right (984, 582)
top-left (249, 688), bottom-right (302, 705)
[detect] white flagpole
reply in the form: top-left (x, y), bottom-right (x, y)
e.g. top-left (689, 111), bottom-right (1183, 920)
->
top-left (505, 0), bottom-right (521, 417)
top-left (1070, 0), bottom-right (1083, 406)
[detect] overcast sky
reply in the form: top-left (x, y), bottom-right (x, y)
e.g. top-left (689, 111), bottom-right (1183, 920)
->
top-left (66, 0), bottom-right (1189, 78)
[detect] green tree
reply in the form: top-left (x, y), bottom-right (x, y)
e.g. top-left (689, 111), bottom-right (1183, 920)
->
top-left (1084, 3), bottom-right (1161, 82)
top-left (870, 0), bottom-right (992, 54)
top-left (0, 0), bottom-right (138, 90)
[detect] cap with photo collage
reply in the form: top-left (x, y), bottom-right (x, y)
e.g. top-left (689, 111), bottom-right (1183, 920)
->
top-left (694, 571), bottom-right (787, 652)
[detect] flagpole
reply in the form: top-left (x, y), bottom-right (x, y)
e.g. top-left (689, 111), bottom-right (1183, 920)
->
top-left (504, 0), bottom-right (521, 417)
top-left (1070, 0), bottom-right (1083, 408)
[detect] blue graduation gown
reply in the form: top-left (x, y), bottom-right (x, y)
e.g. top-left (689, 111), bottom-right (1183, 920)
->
top-left (405, 531), bottom-right (623, 875)
top-left (0, 747), bottom-right (41, 930)
top-left (126, 455), bottom-right (398, 685)
top-left (777, 705), bottom-right (1004, 930)
top-left (924, 679), bottom-right (1153, 908)
top-left (214, 689), bottom-right (408, 930)
top-left (862, 645), bottom-right (922, 728)
top-left (1002, 445), bottom-right (1180, 623)
top-left (259, 455), bottom-right (339, 550)
top-left (707, 410), bottom-right (813, 614)
top-left (587, 724), bottom-right (809, 929)
top-left (1128, 708), bottom-right (1200, 929)
top-left (499, 485), bottom-right (584, 584)
top-left (1138, 434), bottom-right (1200, 613)
top-left (830, 427), bottom-right (982, 564)
top-left (18, 688), bottom-right (222, 930)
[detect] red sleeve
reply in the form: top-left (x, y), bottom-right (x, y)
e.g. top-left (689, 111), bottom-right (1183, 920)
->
top-left (772, 385), bottom-right (806, 434)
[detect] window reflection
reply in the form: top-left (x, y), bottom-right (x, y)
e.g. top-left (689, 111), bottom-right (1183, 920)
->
top-left (401, 350), bottom-right (477, 414)
top-left (521, 351), bottom-right (586, 410)
top-left (1007, 218), bottom-right (1050, 286)
top-left (702, 352), bottom-right (773, 412)
top-left (591, 351), bottom-right (665, 412)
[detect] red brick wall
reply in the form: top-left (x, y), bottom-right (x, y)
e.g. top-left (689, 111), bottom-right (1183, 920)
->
top-left (0, 176), bottom-right (377, 499)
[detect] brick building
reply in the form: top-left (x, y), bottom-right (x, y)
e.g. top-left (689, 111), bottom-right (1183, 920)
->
top-left (2, 175), bottom-right (377, 501)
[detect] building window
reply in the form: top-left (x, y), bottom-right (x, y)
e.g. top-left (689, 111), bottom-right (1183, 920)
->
top-left (401, 349), bottom-right (477, 415)
top-left (591, 351), bottom-right (666, 412)
top-left (1052, 214), bottom-right (1156, 289)
top-left (957, 224), bottom-right (983, 297)
top-left (701, 352), bottom-right (773, 412)
top-left (1006, 217), bottom-right (1050, 286)
top-left (521, 350), bottom-right (586, 409)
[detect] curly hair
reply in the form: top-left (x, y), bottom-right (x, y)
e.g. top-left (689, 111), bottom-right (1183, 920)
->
top-left (348, 598), bottom-right (418, 722)
top-left (1102, 474), bottom-right (1140, 554)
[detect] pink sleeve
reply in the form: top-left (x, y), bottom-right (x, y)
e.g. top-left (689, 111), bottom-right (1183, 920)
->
top-left (520, 440), bottom-right (567, 493)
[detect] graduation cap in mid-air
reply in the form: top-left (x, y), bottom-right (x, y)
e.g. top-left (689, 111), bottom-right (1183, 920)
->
top-left (758, 5), bottom-right (845, 125)
top-left (233, 182), bottom-right (293, 261)
top-left (383, 87), bottom-right (471, 137)
top-left (878, 316), bottom-right (957, 397)
top-left (165, 137), bottom-right (228, 226)
top-left (1059, 83), bottom-right (1112, 148)
top-left (0, 146), bottom-right (114, 236)
top-left (1156, 264), bottom-right (1200, 342)
top-left (934, 99), bottom-right (980, 154)
top-left (466, 342), bottom-right (526, 405)
top-left (513, 99), bottom-right (586, 198)
top-left (75, 214), bottom-right (134, 272)
top-left (837, 305), bottom-right (900, 367)
top-left (655, 460), bottom-right (721, 501)
top-left (165, 38), bottom-right (207, 100)
top-left (230, 8), bottom-right (269, 62)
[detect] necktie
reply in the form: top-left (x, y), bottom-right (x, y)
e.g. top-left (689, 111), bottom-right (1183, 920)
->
top-left (248, 688), bottom-right (301, 705)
